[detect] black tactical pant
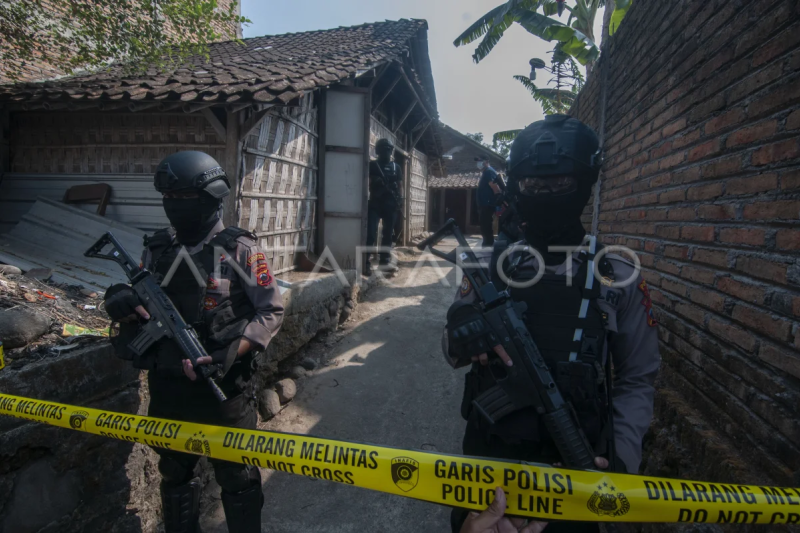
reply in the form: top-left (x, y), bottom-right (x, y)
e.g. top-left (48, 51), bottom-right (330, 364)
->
top-left (478, 205), bottom-right (495, 248)
top-left (147, 372), bottom-right (262, 493)
top-left (366, 199), bottom-right (398, 267)
top-left (450, 422), bottom-right (600, 533)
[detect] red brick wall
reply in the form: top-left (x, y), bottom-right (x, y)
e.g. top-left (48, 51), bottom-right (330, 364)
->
top-left (572, 0), bottom-right (800, 494)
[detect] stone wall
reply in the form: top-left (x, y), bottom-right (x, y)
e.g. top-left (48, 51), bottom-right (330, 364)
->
top-left (0, 345), bottom-right (161, 533)
top-left (571, 0), bottom-right (800, 529)
top-left (0, 272), bottom-right (369, 532)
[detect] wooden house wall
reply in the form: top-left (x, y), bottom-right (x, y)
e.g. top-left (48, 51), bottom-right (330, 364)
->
top-left (2, 111), bottom-right (224, 232)
top-left (409, 149), bottom-right (428, 238)
top-left (238, 94), bottom-right (318, 275)
top-left (368, 117), bottom-right (397, 157)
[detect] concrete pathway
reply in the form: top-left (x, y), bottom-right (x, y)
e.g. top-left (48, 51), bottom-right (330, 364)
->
top-left (201, 237), bottom-right (478, 533)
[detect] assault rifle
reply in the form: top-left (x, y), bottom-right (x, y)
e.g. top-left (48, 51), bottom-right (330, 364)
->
top-left (418, 219), bottom-right (596, 469)
top-left (85, 232), bottom-right (227, 402)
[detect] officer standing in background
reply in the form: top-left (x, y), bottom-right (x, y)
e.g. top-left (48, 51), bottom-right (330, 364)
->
top-left (103, 151), bottom-right (284, 533)
top-left (444, 116), bottom-right (661, 532)
top-left (365, 138), bottom-right (403, 275)
top-left (475, 155), bottom-right (501, 248)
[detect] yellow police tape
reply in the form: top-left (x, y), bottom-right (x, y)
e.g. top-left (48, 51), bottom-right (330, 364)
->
top-left (2, 393), bottom-right (799, 525)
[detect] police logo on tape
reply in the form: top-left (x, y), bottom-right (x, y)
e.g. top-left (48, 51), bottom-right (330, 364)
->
top-left (391, 457), bottom-right (419, 492)
top-left (69, 410), bottom-right (89, 429)
top-left (587, 480), bottom-right (631, 517)
top-left (185, 431), bottom-right (211, 456)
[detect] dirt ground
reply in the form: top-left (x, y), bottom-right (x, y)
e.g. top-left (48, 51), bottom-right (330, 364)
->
top-left (200, 237), bottom-right (479, 533)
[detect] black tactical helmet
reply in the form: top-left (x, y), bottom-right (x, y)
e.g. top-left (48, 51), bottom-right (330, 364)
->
top-left (154, 151), bottom-right (231, 199)
top-left (375, 138), bottom-right (394, 152)
top-left (507, 115), bottom-right (602, 188)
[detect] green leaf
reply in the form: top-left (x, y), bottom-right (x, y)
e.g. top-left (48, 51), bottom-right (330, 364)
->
top-left (515, 10), bottom-right (567, 39)
top-left (493, 129), bottom-right (523, 143)
top-left (542, 25), bottom-right (599, 64)
top-left (609, 0), bottom-right (633, 35)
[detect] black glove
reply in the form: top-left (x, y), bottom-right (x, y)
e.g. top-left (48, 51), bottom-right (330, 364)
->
top-left (104, 284), bottom-right (142, 321)
top-left (446, 300), bottom-right (499, 365)
top-left (207, 343), bottom-right (238, 377)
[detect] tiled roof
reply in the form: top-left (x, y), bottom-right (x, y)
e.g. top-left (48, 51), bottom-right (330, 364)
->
top-left (0, 19), bottom-right (429, 106)
top-left (428, 174), bottom-right (481, 189)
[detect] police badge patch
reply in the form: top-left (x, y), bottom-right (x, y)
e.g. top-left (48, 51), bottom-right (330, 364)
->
top-left (257, 270), bottom-right (273, 287)
top-left (246, 253), bottom-right (266, 266)
top-left (638, 279), bottom-right (657, 327)
top-left (203, 297), bottom-right (217, 310)
top-left (460, 275), bottom-right (472, 297)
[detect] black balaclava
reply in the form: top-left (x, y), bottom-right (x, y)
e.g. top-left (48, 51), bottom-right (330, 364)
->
top-left (507, 115), bottom-right (601, 264)
top-left (162, 192), bottom-right (222, 246)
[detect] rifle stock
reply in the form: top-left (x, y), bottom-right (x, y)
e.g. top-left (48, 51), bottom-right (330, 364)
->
top-left (428, 219), bottom-right (596, 469)
top-left (86, 232), bottom-right (227, 402)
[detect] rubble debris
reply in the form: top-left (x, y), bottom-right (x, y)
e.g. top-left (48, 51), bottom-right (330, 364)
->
top-left (80, 289), bottom-right (99, 298)
top-left (288, 366), bottom-right (307, 379)
top-left (258, 389), bottom-right (282, 420)
top-left (0, 270), bottom-right (111, 364)
top-left (299, 357), bottom-right (317, 371)
top-left (25, 268), bottom-right (53, 281)
top-left (275, 379), bottom-right (297, 404)
top-left (0, 265), bottom-right (22, 276)
top-left (0, 307), bottom-right (51, 349)
top-left (62, 324), bottom-right (109, 337)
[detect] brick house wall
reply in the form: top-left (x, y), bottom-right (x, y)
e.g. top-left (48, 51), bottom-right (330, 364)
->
top-left (0, 0), bottom-right (242, 83)
top-left (571, 0), bottom-right (800, 512)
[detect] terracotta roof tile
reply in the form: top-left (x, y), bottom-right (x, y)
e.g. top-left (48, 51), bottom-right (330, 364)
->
top-left (428, 174), bottom-right (481, 189)
top-left (0, 19), bottom-right (428, 105)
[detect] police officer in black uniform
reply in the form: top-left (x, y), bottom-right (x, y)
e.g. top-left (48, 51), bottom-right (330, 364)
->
top-left (444, 116), bottom-right (661, 532)
top-left (365, 138), bottom-right (403, 275)
top-left (103, 151), bottom-right (284, 533)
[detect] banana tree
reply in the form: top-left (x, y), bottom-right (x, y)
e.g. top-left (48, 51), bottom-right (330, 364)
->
top-left (454, 0), bottom-right (635, 71)
top-left (491, 44), bottom-right (584, 146)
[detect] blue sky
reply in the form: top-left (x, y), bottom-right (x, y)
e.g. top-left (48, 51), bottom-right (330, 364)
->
top-left (240, 0), bottom-right (601, 144)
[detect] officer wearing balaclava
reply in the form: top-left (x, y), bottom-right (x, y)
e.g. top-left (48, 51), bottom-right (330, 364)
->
top-left (365, 138), bottom-right (403, 275)
top-left (444, 116), bottom-right (661, 533)
top-left (103, 151), bottom-right (284, 533)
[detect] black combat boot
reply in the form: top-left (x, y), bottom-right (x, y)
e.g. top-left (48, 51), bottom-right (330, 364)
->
top-left (161, 478), bottom-right (201, 533)
top-left (221, 483), bottom-right (264, 533)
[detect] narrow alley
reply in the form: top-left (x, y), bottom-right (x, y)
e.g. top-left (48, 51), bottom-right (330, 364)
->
top-left (202, 240), bottom-right (474, 533)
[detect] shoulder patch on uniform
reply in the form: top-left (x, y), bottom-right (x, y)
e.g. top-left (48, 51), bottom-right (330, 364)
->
top-left (257, 268), bottom-right (273, 287)
top-left (460, 275), bottom-right (473, 297)
top-left (638, 279), bottom-right (657, 327)
top-left (246, 253), bottom-right (265, 266)
top-left (203, 296), bottom-right (217, 310)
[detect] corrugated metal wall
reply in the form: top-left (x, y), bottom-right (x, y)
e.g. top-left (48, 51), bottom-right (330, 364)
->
top-left (2, 111), bottom-right (225, 233)
top-left (238, 95), bottom-right (318, 274)
top-left (409, 149), bottom-right (428, 238)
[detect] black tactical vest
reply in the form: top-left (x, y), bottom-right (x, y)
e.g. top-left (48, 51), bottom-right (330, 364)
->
top-left (139, 227), bottom-right (257, 385)
top-left (465, 242), bottom-right (611, 446)
top-left (369, 160), bottom-right (401, 204)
